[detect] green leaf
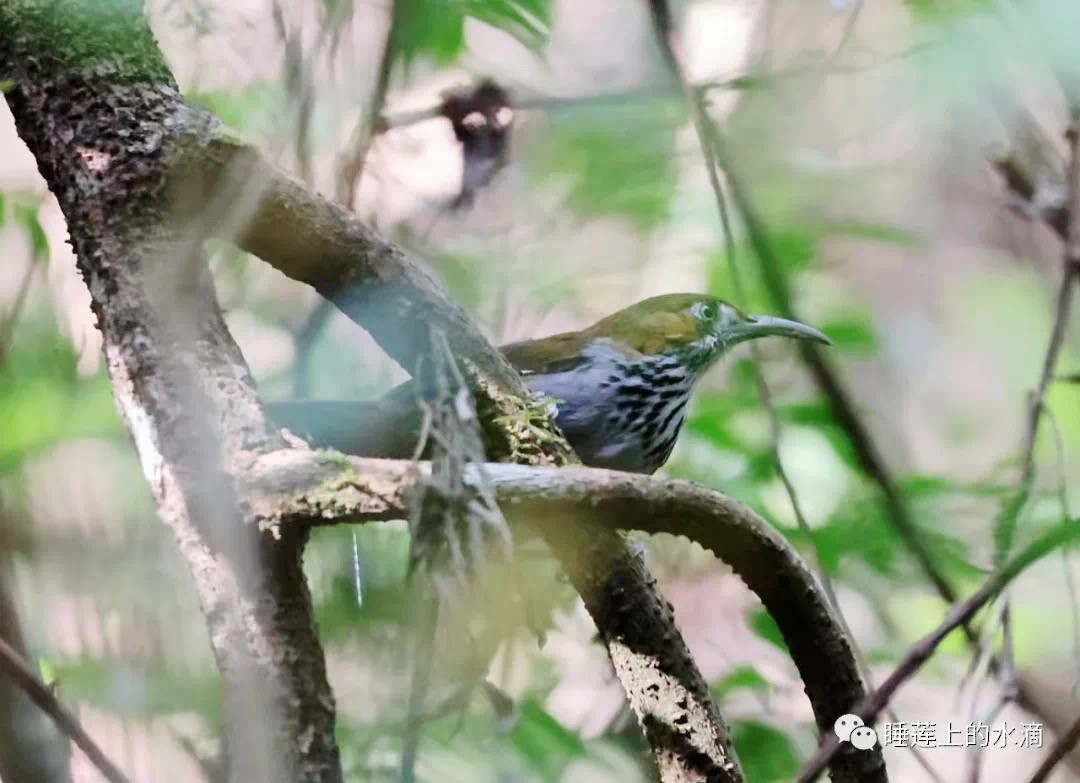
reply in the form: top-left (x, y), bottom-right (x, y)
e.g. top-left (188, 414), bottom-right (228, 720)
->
top-left (50, 657), bottom-right (221, 725)
top-left (776, 399), bottom-right (861, 470)
top-left (899, 473), bottom-right (1008, 500)
top-left (395, 0), bottom-right (465, 64)
top-left (748, 609), bottom-right (789, 654)
top-left (814, 220), bottom-right (928, 249)
top-left (0, 332), bottom-right (123, 470)
top-left (464, 0), bottom-right (550, 51)
top-left (711, 665), bottom-right (770, 700)
top-left (14, 199), bottom-right (48, 263)
top-left (395, 0), bottom-right (551, 65)
top-left (509, 699), bottom-right (585, 777)
top-left (809, 507), bottom-right (898, 575)
top-left (905, 0), bottom-right (995, 20)
top-left (526, 101), bottom-right (685, 230)
top-left (818, 316), bottom-right (879, 355)
top-left (767, 229), bottom-right (815, 275)
top-left (729, 720), bottom-right (800, 783)
top-left (186, 82), bottom-right (283, 133)
top-left (802, 493), bottom-right (980, 581)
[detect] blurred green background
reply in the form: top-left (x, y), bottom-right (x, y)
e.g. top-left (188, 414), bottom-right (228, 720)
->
top-left (2, 0), bottom-right (1080, 781)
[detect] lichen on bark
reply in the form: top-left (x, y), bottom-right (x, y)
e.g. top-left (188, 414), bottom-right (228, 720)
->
top-left (0, 0), bottom-right (172, 84)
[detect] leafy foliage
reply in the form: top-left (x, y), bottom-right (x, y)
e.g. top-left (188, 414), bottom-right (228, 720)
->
top-left (7, 1), bottom-right (1080, 782)
top-left (525, 99), bottom-right (687, 230)
top-left (394, 0), bottom-right (551, 65)
top-left (729, 721), bottom-right (801, 783)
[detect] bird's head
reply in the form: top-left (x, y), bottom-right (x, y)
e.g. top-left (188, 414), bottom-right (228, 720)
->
top-left (589, 293), bottom-right (831, 373)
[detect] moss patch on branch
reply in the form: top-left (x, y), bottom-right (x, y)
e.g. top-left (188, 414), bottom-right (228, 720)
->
top-left (1, 0), bottom-right (173, 84)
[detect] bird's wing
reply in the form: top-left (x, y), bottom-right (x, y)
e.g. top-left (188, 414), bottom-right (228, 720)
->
top-left (499, 331), bottom-right (593, 376)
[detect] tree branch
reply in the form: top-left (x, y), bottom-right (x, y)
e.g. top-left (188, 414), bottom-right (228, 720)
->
top-left (1024, 712), bottom-right (1080, 783)
top-left (247, 450), bottom-right (887, 783)
top-left (197, 127), bottom-right (573, 468)
top-left (0, 549), bottom-right (72, 783)
top-left (0, 635), bottom-right (125, 783)
top-left (0, 4), bottom-right (758, 782)
top-left (792, 516), bottom-right (1080, 783)
top-left (1, 4), bottom-right (341, 781)
top-left (188, 90), bottom-right (786, 782)
top-left (688, 65), bottom-right (973, 642)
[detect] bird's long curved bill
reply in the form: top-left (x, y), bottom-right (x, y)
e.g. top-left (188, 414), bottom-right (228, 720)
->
top-left (740, 314), bottom-right (832, 345)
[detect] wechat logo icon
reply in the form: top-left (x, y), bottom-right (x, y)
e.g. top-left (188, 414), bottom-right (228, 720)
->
top-left (834, 714), bottom-right (878, 750)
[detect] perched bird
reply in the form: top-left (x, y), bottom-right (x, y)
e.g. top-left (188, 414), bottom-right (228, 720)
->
top-left (501, 293), bottom-right (831, 474)
top-left (268, 293), bottom-right (829, 473)
top-left (440, 79), bottom-right (514, 209)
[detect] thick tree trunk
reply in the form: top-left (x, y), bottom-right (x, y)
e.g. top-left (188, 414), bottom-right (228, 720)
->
top-left (0, 3), bottom-right (341, 781)
top-left (0, 5), bottom-right (886, 783)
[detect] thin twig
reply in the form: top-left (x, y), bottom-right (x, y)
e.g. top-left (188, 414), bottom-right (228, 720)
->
top-left (0, 636), bottom-right (130, 783)
top-left (375, 49), bottom-right (917, 133)
top-left (291, 0), bottom-right (402, 397)
top-left (830, 0), bottom-right (866, 60)
top-left (1000, 263), bottom-right (1078, 563)
top-left (964, 604), bottom-right (1017, 783)
top-left (270, 0), bottom-right (316, 184)
top-left (398, 592), bottom-right (438, 783)
top-left (691, 55), bottom-right (976, 644)
top-left (649, 0), bottom-right (847, 614)
top-left (1024, 713), bottom-right (1080, 783)
top-left (1044, 405), bottom-right (1080, 691)
top-left (646, 9), bottom-right (943, 781)
top-left (647, 0), bottom-right (851, 635)
top-left (0, 258), bottom-right (36, 365)
top-left (793, 517), bottom-right (1080, 783)
top-left (336, 0), bottom-right (402, 208)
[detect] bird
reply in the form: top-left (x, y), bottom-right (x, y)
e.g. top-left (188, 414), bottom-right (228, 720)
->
top-left (268, 293), bottom-right (830, 473)
top-left (501, 293), bottom-right (831, 475)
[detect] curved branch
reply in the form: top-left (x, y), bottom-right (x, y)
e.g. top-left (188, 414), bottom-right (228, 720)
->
top-left (198, 130), bottom-right (573, 468)
top-left (195, 95), bottom-right (757, 782)
top-left (251, 450), bottom-right (887, 783)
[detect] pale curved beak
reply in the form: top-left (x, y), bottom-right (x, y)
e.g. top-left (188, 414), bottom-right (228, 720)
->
top-left (733, 314), bottom-right (832, 346)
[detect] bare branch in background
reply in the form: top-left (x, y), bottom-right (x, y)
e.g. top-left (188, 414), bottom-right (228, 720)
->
top-left (671, 38), bottom-right (975, 647)
top-left (270, 0), bottom-right (316, 184)
top-left (1, 6), bottom-right (342, 781)
top-left (336, 0), bottom-right (403, 207)
top-left (995, 118), bottom-right (1080, 564)
top-left (0, 541), bottom-right (72, 783)
top-left (251, 451), bottom-right (886, 783)
top-left (1024, 712), bottom-right (1080, 783)
top-left (646, 4), bottom-right (943, 778)
top-left (0, 634), bottom-right (124, 783)
top-left (793, 516), bottom-right (1080, 783)
top-left (374, 51), bottom-right (918, 134)
top-left (0, 257), bottom-right (37, 365)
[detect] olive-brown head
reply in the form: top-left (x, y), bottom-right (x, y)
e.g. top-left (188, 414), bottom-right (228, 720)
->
top-left (501, 293), bottom-right (830, 474)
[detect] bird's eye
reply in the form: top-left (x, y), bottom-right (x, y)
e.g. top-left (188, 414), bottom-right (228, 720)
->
top-left (699, 302), bottom-right (718, 320)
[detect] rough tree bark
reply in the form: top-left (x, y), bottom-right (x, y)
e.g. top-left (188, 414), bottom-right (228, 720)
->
top-left (0, 3), bottom-right (885, 783)
top-left (0, 3), bottom-right (340, 782)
